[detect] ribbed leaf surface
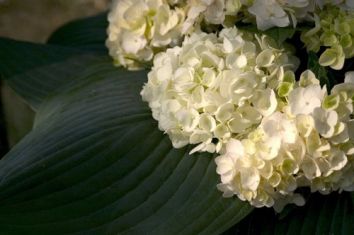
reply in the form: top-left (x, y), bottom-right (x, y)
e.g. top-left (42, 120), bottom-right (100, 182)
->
top-left (0, 52), bottom-right (252, 234)
top-left (224, 192), bottom-right (354, 235)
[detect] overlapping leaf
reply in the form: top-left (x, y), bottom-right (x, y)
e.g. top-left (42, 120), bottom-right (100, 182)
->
top-left (224, 192), bottom-right (354, 235)
top-left (0, 28), bottom-right (252, 234)
top-left (0, 11), bottom-right (353, 235)
top-left (47, 13), bottom-right (108, 52)
top-left (0, 38), bottom-right (106, 109)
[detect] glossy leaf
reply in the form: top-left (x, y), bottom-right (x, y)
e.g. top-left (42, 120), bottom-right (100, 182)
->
top-left (0, 37), bottom-right (107, 109)
top-left (308, 51), bottom-right (334, 91)
top-left (264, 27), bottom-right (296, 45)
top-left (0, 41), bottom-right (252, 234)
top-left (224, 192), bottom-right (354, 235)
top-left (47, 13), bottom-right (108, 52)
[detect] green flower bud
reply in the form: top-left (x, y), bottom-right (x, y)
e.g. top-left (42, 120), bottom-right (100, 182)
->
top-left (320, 32), bottom-right (338, 47)
top-left (323, 94), bottom-right (340, 110)
top-left (278, 82), bottom-right (294, 97)
top-left (334, 21), bottom-right (351, 35)
top-left (301, 5), bottom-right (354, 70)
top-left (319, 49), bottom-right (337, 66)
top-left (340, 34), bottom-right (352, 48)
top-left (283, 70), bottom-right (296, 84)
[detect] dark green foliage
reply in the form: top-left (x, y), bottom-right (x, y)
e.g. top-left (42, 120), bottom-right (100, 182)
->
top-left (0, 12), bottom-right (353, 235)
top-left (224, 192), bottom-right (354, 235)
top-left (308, 51), bottom-right (335, 91)
top-left (0, 14), bottom-right (252, 234)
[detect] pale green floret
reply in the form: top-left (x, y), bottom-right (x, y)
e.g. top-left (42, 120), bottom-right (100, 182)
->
top-left (301, 5), bottom-right (354, 70)
top-left (319, 49), bottom-right (338, 66)
top-left (283, 70), bottom-right (296, 83)
top-left (278, 70), bottom-right (295, 97)
top-left (278, 82), bottom-right (293, 97)
top-left (299, 70), bottom-right (319, 87)
top-left (318, 46), bottom-right (345, 70)
top-left (323, 94), bottom-right (340, 110)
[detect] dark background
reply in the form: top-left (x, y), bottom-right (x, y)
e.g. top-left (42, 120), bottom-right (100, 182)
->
top-left (0, 0), bottom-right (110, 156)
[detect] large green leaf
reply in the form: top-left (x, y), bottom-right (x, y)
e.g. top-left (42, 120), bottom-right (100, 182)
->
top-left (1, 84), bottom-right (35, 147)
top-left (0, 39), bottom-right (252, 234)
top-left (224, 192), bottom-right (354, 235)
top-left (0, 38), bottom-right (107, 109)
top-left (308, 51), bottom-right (334, 91)
top-left (263, 27), bottom-right (296, 45)
top-left (47, 13), bottom-right (108, 52)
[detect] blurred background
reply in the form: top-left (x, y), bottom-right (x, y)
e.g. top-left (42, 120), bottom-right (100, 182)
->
top-left (0, 0), bottom-right (111, 156)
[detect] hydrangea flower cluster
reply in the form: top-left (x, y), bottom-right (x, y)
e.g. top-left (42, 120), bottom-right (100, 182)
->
top-left (182, 0), bottom-right (313, 32)
top-left (141, 27), bottom-right (298, 154)
top-left (106, 0), bottom-right (186, 70)
top-left (107, 0), bottom-right (354, 211)
top-left (215, 71), bottom-right (354, 210)
top-left (301, 4), bottom-right (354, 70)
top-left (106, 0), bottom-right (246, 70)
top-left (247, 0), bottom-right (314, 30)
top-left (107, 0), bottom-right (353, 70)
top-left (182, 0), bottom-right (243, 33)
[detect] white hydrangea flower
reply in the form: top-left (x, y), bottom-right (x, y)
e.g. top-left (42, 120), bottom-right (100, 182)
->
top-left (106, 0), bottom-right (186, 70)
top-left (312, 108), bottom-right (338, 138)
top-left (292, 72), bottom-right (354, 192)
top-left (288, 84), bottom-right (326, 116)
top-left (247, 0), bottom-right (314, 30)
top-left (248, 0), bottom-right (289, 30)
top-left (261, 112), bottom-right (298, 145)
top-left (345, 71), bottom-right (354, 83)
top-left (182, 0), bottom-right (243, 33)
top-left (141, 27), bottom-right (298, 154)
top-left (215, 70), bottom-right (354, 211)
top-left (216, 112), bottom-right (306, 210)
top-left (182, 0), bottom-right (224, 33)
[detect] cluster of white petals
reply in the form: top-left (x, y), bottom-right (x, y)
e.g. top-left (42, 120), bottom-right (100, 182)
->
top-left (107, 0), bottom-right (354, 212)
top-left (141, 27), bottom-right (298, 154)
top-left (246, 0), bottom-right (314, 30)
top-left (215, 70), bottom-right (354, 211)
top-left (106, 0), bottom-right (186, 70)
top-left (246, 0), bottom-right (354, 31)
top-left (182, 0), bottom-right (326, 32)
top-left (106, 0), bottom-right (354, 71)
top-left (182, 0), bottom-right (242, 33)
